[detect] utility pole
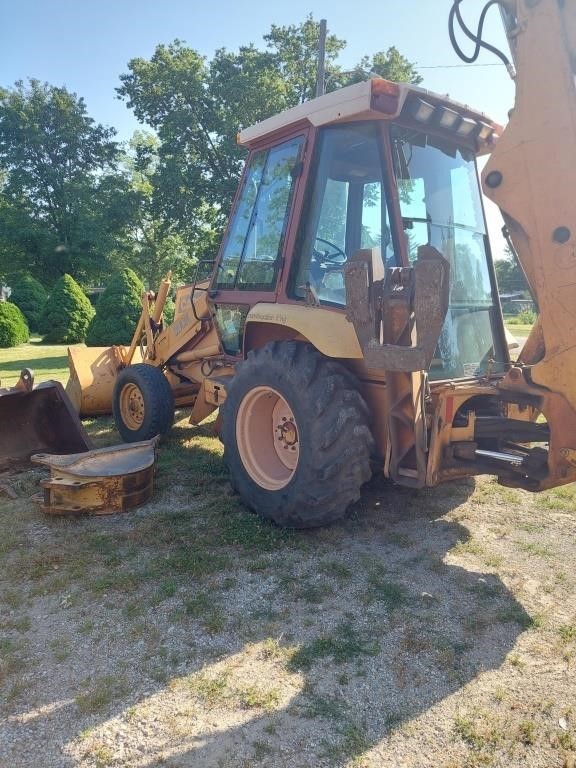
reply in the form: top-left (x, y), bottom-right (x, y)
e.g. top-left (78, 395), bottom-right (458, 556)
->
top-left (315, 19), bottom-right (327, 97)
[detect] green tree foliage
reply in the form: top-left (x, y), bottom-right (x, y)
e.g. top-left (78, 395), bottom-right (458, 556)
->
top-left (0, 21), bottom-right (420, 288)
top-left (0, 80), bottom-right (136, 285)
top-left (0, 301), bottom-right (29, 347)
top-left (163, 294), bottom-right (175, 325)
top-left (41, 274), bottom-right (94, 343)
top-left (117, 132), bottom-right (204, 286)
top-left (337, 47), bottom-right (423, 88)
top-left (118, 17), bottom-right (420, 256)
top-left (86, 268), bottom-right (144, 346)
top-left (494, 249), bottom-right (531, 295)
top-left (263, 16), bottom-right (347, 104)
top-left (9, 274), bottom-right (48, 331)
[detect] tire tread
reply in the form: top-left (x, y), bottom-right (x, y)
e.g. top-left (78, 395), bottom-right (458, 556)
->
top-left (221, 341), bottom-right (373, 528)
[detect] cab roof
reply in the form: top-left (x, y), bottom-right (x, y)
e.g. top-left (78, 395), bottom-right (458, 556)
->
top-left (238, 78), bottom-right (501, 153)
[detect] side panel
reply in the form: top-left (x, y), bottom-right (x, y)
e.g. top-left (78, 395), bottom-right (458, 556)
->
top-left (245, 304), bottom-right (362, 359)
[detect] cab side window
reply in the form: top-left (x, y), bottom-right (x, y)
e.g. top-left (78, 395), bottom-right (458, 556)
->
top-left (216, 137), bottom-right (303, 291)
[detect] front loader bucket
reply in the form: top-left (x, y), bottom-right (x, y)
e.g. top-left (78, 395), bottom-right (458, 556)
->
top-left (66, 345), bottom-right (125, 417)
top-left (0, 376), bottom-right (92, 471)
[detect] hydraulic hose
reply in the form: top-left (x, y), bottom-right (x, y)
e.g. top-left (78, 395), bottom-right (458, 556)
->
top-left (449, 0), bottom-right (512, 71)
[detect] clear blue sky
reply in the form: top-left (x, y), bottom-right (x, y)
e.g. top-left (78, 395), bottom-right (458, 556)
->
top-left (0, 0), bottom-right (513, 254)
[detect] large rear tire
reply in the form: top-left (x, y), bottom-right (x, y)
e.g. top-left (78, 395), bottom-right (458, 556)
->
top-left (221, 341), bottom-right (373, 528)
top-left (113, 364), bottom-right (175, 442)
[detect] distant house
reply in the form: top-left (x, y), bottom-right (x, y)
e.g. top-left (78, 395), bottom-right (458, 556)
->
top-left (0, 285), bottom-right (11, 302)
top-left (500, 292), bottom-right (536, 314)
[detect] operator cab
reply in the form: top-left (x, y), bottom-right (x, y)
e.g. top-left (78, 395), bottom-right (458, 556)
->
top-left (209, 77), bottom-right (507, 382)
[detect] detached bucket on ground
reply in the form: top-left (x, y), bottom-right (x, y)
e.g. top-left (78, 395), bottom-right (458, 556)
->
top-left (0, 371), bottom-right (92, 471)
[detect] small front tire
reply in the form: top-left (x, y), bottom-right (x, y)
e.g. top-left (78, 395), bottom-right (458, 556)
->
top-left (113, 364), bottom-right (175, 442)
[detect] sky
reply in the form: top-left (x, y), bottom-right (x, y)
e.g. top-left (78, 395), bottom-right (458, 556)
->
top-left (0, 0), bottom-right (514, 255)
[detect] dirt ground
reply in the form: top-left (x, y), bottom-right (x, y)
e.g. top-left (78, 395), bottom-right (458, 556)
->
top-left (1, 413), bottom-right (575, 768)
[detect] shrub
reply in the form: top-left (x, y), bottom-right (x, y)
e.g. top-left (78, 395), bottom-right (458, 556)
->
top-left (86, 268), bottom-right (144, 346)
top-left (41, 274), bottom-right (95, 343)
top-left (10, 274), bottom-right (48, 331)
top-left (0, 302), bottom-right (30, 347)
top-left (517, 309), bottom-right (536, 325)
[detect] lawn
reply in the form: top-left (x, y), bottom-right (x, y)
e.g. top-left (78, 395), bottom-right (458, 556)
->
top-left (0, 336), bottom-right (71, 387)
top-left (503, 315), bottom-right (534, 343)
top-left (505, 323), bottom-right (533, 338)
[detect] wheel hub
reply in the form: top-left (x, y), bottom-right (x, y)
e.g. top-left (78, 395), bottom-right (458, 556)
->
top-left (120, 383), bottom-right (145, 430)
top-left (236, 386), bottom-right (300, 491)
top-left (276, 419), bottom-right (298, 447)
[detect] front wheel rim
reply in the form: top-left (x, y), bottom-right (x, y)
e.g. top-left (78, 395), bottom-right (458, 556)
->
top-left (236, 386), bottom-right (300, 491)
top-left (119, 383), bottom-right (145, 430)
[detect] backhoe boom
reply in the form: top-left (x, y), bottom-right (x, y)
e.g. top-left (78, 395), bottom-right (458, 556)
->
top-left (451, 0), bottom-right (576, 489)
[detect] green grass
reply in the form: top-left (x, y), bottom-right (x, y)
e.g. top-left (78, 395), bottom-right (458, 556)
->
top-left (75, 674), bottom-right (129, 713)
top-left (299, 690), bottom-right (348, 720)
top-left (516, 541), bottom-right (553, 558)
top-left (452, 538), bottom-right (485, 557)
top-left (323, 721), bottom-right (371, 763)
top-left (503, 314), bottom-right (534, 336)
top-left (240, 685), bottom-right (281, 710)
top-left (363, 576), bottom-right (407, 608)
top-left (540, 483), bottom-right (576, 513)
top-left (518, 719), bottom-right (537, 745)
top-left (559, 624), bottom-right (576, 642)
top-left (0, 362), bottom-right (571, 765)
top-left (504, 323), bottom-right (533, 336)
top-left (182, 591), bottom-right (225, 634)
top-left (0, 336), bottom-right (70, 385)
top-left (288, 624), bottom-right (380, 671)
top-left (185, 671), bottom-right (231, 706)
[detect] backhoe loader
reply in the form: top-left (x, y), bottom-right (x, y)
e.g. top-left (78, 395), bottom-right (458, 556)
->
top-left (65, 0), bottom-right (576, 528)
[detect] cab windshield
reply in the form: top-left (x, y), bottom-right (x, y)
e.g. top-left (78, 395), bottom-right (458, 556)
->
top-left (390, 126), bottom-right (506, 380)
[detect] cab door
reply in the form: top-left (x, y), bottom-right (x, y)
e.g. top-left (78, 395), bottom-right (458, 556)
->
top-left (209, 133), bottom-right (306, 356)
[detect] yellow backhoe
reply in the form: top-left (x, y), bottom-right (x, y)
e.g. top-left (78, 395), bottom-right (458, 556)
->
top-left (56, 0), bottom-right (576, 528)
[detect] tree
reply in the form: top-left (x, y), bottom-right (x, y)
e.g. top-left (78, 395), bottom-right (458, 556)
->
top-left (0, 80), bottom-right (135, 285)
top-left (263, 16), bottom-right (346, 104)
top-left (336, 47), bottom-right (422, 89)
top-left (41, 274), bottom-right (94, 343)
top-left (10, 274), bottom-right (48, 331)
top-left (0, 193), bottom-right (56, 286)
top-left (118, 42), bottom-right (281, 244)
top-left (115, 132), bottom-right (204, 287)
top-left (0, 302), bottom-right (29, 348)
top-left (86, 268), bottom-right (144, 346)
top-left (118, 18), bottom-right (420, 258)
top-left (494, 248), bottom-right (530, 295)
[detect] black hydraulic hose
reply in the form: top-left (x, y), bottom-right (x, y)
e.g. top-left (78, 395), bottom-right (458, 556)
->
top-left (449, 0), bottom-right (511, 68)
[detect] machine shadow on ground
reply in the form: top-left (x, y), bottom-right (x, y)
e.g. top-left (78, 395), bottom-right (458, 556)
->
top-left (160, 471), bottom-right (529, 767)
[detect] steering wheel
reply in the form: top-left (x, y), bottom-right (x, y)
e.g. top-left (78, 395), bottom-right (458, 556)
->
top-left (314, 237), bottom-right (346, 263)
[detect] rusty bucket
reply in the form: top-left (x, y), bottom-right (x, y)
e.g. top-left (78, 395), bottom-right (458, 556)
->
top-left (32, 438), bottom-right (158, 515)
top-left (0, 370), bottom-right (92, 471)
